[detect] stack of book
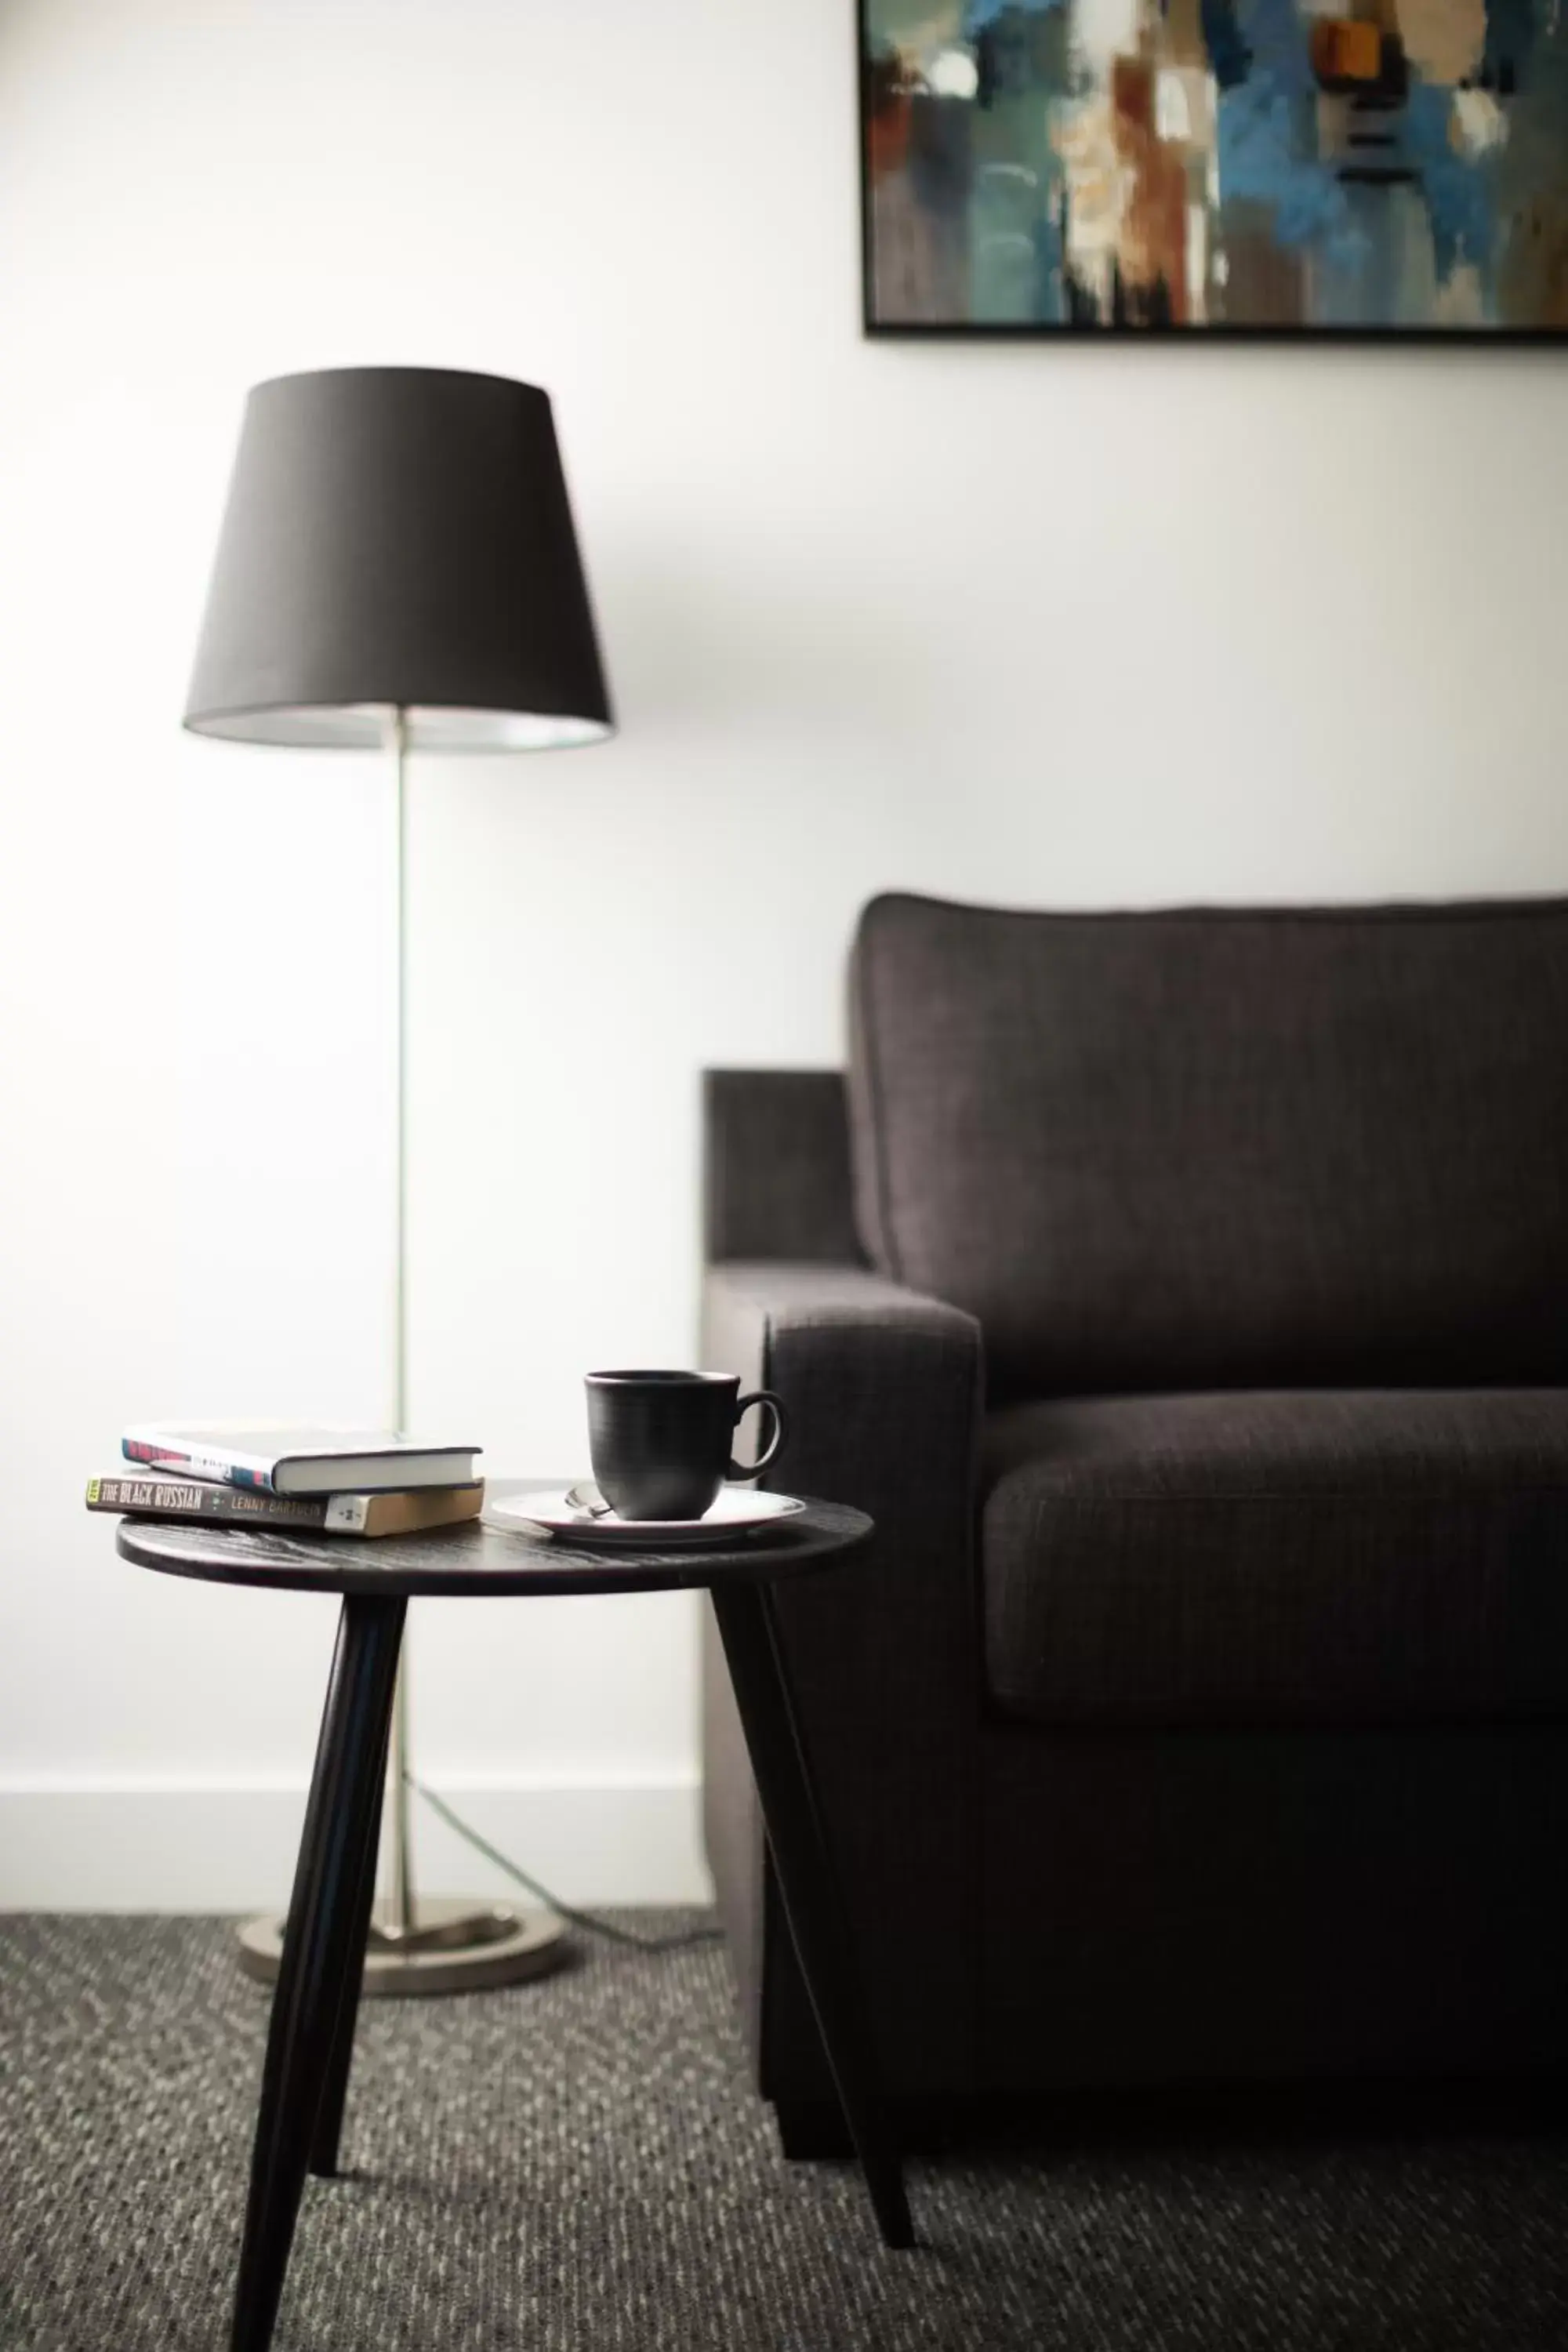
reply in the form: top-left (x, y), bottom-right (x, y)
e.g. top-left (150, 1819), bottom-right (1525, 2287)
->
top-left (86, 1424), bottom-right (484, 1538)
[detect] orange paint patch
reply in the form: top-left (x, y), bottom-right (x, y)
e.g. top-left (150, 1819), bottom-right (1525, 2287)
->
top-left (1112, 55), bottom-right (1156, 138)
top-left (866, 92), bottom-right (910, 179)
top-left (1310, 19), bottom-right (1384, 78)
top-left (864, 51), bottom-right (912, 180)
top-left (1111, 56), bottom-right (1189, 320)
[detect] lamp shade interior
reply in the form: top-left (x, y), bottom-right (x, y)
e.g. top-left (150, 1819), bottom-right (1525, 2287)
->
top-left (188, 702), bottom-right (611, 752)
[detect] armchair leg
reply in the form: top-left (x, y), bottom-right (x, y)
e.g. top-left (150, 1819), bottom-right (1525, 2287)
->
top-left (773, 2096), bottom-right (855, 2161)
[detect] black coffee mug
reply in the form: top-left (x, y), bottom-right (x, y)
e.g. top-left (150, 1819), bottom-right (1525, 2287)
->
top-left (585, 1370), bottom-right (789, 1523)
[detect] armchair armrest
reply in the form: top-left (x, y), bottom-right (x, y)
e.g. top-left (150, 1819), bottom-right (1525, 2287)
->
top-left (702, 1261), bottom-right (984, 2100)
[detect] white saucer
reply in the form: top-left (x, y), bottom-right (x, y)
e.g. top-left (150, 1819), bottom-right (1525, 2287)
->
top-left (487, 1483), bottom-right (808, 1549)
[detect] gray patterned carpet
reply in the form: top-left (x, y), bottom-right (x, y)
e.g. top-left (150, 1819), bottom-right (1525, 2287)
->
top-left (3, 1915), bottom-right (1568, 2352)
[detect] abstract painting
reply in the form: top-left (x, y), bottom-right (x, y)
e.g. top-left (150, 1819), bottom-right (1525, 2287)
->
top-left (859, 0), bottom-right (1568, 330)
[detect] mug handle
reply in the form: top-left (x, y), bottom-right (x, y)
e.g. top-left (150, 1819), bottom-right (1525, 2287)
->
top-left (728, 1390), bottom-right (789, 1483)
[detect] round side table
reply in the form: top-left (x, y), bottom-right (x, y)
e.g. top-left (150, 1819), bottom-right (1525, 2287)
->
top-left (115, 1495), bottom-right (909, 2352)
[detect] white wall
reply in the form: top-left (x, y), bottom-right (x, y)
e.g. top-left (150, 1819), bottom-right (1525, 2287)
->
top-left (3, 0), bottom-right (1566, 1909)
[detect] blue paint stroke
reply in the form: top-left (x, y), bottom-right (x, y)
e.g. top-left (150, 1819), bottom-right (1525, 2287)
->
top-left (1212, 0), bottom-right (1363, 261)
top-left (1403, 85), bottom-right (1497, 288)
top-left (1202, 0), bottom-right (1253, 91)
top-left (1032, 213), bottom-right (1069, 323)
top-left (1483, 0), bottom-right (1535, 94)
top-left (1218, 83), bottom-right (1360, 256)
top-left (1233, 0), bottom-right (1319, 101)
top-left (964, 0), bottom-right (1065, 32)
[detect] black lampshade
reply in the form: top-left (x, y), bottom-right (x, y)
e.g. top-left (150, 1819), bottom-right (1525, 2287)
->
top-left (183, 367), bottom-right (614, 752)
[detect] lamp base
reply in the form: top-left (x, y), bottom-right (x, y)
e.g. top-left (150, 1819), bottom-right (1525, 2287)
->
top-left (235, 1895), bottom-right (570, 1995)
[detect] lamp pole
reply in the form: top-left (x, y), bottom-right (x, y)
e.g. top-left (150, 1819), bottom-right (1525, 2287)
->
top-left (387, 706), bottom-right (415, 1942)
top-left (364, 707), bottom-right (518, 1968)
top-left (238, 704), bottom-right (568, 1990)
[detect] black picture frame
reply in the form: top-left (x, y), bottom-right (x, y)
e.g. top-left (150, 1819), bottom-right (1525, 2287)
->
top-left (855, 0), bottom-right (1568, 344)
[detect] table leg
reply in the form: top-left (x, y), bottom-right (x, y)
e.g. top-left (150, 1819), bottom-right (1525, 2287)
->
top-left (710, 1583), bottom-right (914, 2250)
top-left (307, 1650), bottom-right (397, 2179)
top-left (230, 1595), bottom-right (405, 2352)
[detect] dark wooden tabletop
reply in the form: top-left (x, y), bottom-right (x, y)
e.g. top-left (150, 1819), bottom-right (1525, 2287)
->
top-left (113, 1487), bottom-right (873, 1599)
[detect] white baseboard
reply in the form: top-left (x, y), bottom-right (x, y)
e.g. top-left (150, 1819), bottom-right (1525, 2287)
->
top-left (0, 1776), bottom-right (713, 1912)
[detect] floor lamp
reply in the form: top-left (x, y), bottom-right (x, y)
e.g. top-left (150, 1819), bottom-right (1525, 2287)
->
top-left (183, 367), bottom-right (615, 1991)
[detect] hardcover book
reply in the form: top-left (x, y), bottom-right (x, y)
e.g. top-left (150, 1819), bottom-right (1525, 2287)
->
top-left (120, 1423), bottom-right (480, 1495)
top-left (88, 1472), bottom-right (485, 1537)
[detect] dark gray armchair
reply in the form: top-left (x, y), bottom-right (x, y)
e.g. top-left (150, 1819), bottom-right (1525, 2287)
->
top-left (702, 891), bottom-right (1568, 2151)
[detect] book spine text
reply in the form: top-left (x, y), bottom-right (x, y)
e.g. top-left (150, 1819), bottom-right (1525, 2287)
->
top-left (88, 1477), bottom-right (325, 1526)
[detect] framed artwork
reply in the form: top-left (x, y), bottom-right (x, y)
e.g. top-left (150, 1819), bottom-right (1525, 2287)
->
top-left (858, 0), bottom-right (1568, 334)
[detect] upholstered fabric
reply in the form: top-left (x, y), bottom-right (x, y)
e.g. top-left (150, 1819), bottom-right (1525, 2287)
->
top-left (703, 1070), bottom-right (866, 1268)
top-left (702, 1261), bottom-right (985, 2098)
top-left (982, 1720), bottom-right (1568, 2090)
top-left (982, 1388), bottom-right (1568, 1729)
top-left (848, 892), bottom-right (1568, 1397)
top-left (701, 1065), bottom-right (1568, 2113)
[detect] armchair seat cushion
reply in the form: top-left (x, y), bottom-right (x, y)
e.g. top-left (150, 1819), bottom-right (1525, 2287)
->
top-left (982, 1389), bottom-right (1568, 1729)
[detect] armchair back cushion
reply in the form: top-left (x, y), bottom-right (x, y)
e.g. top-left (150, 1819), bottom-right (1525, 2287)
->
top-left (848, 892), bottom-right (1568, 1396)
